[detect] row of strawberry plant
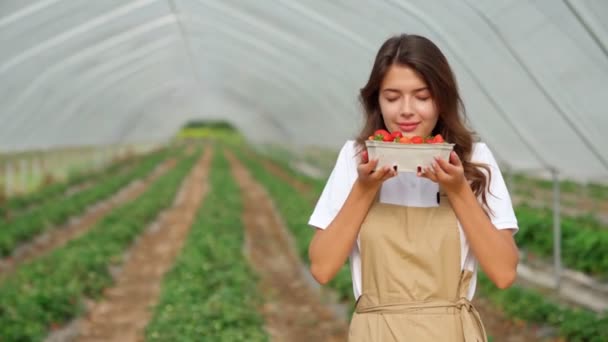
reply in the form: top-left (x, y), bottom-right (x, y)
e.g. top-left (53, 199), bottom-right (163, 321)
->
top-left (0, 148), bottom-right (173, 257)
top-left (232, 148), bottom-right (354, 307)
top-left (245, 146), bottom-right (608, 340)
top-left (511, 173), bottom-right (608, 201)
top-left (146, 149), bottom-right (267, 341)
top-left (477, 272), bottom-right (608, 341)
top-left (0, 152), bottom-right (143, 218)
top-left (515, 203), bottom-right (608, 278)
top-left (0, 151), bottom-right (197, 341)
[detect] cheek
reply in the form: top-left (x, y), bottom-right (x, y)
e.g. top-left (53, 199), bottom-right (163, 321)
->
top-left (379, 100), bottom-right (400, 118)
top-left (417, 102), bottom-right (439, 122)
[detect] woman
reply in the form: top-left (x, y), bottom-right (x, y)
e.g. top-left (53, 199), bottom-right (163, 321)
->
top-left (307, 34), bottom-right (519, 341)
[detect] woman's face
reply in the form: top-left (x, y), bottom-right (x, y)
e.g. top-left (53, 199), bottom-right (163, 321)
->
top-left (378, 64), bottom-right (439, 137)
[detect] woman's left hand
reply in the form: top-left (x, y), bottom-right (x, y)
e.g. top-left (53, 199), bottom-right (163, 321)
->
top-left (418, 151), bottom-right (467, 194)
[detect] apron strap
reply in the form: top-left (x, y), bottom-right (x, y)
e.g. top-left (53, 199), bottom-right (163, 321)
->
top-left (355, 296), bottom-right (487, 342)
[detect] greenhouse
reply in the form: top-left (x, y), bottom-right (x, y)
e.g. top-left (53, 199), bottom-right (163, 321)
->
top-left (1, 1), bottom-right (607, 341)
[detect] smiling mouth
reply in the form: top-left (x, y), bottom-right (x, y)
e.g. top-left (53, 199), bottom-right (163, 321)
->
top-left (399, 123), bottom-right (419, 132)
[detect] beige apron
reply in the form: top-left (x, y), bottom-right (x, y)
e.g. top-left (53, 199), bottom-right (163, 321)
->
top-left (349, 191), bottom-right (487, 341)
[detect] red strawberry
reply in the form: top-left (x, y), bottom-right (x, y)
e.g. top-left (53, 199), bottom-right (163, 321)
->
top-left (411, 136), bottom-right (424, 144)
top-left (391, 131), bottom-right (403, 139)
top-left (374, 129), bottom-right (390, 136)
top-left (433, 134), bottom-right (445, 143)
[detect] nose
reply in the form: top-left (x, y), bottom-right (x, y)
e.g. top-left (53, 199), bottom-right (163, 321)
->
top-left (400, 96), bottom-right (415, 117)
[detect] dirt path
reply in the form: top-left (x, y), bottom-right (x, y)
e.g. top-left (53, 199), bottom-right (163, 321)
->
top-left (260, 159), bottom-right (312, 195)
top-left (68, 148), bottom-right (212, 342)
top-left (227, 151), bottom-right (348, 342)
top-left (0, 160), bottom-right (175, 278)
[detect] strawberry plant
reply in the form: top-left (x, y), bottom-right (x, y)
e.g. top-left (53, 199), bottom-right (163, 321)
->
top-left (0, 148), bottom-right (174, 257)
top-left (0, 152), bottom-right (197, 341)
top-left (146, 149), bottom-right (267, 341)
top-left (233, 148), bottom-right (354, 309)
top-left (515, 204), bottom-right (608, 278)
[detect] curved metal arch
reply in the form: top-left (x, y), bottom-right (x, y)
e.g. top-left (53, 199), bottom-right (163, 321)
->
top-left (4, 44), bottom-right (184, 144)
top-left (187, 33), bottom-right (348, 123)
top-left (182, 6), bottom-right (352, 101)
top-left (2, 18), bottom-right (180, 124)
top-left (108, 79), bottom-right (198, 143)
top-left (56, 60), bottom-right (190, 138)
top-left (462, 0), bottom-right (608, 171)
top-left (2, 36), bottom-right (181, 138)
top-left (0, 0), bottom-right (62, 29)
top-left (562, 0), bottom-right (608, 58)
top-left (0, 0), bottom-right (164, 75)
top-left (198, 55), bottom-right (331, 142)
top-left (56, 81), bottom-right (197, 147)
top-left (15, 53), bottom-right (186, 148)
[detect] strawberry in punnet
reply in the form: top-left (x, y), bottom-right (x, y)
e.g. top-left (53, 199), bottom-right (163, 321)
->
top-left (410, 136), bottom-right (424, 144)
top-left (373, 129), bottom-right (391, 141)
top-left (432, 134), bottom-right (445, 143)
top-left (399, 136), bottom-right (411, 144)
top-left (391, 131), bottom-right (403, 142)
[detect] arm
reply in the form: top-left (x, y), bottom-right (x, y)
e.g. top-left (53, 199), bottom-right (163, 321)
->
top-left (309, 159), bottom-right (396, 285)
top-left (422, 151), bottom-right (519, 289)
top-left (447, 183), bottom-right (518, 289)
top-left (309, 180), bottom-right (379, 284)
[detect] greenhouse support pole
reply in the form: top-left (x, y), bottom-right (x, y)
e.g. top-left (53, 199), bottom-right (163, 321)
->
top-left (552, 169), bottom-right (562, 289)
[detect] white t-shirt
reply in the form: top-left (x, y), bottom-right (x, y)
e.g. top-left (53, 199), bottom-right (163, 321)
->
top-left (308, 140), bottom-right (518, 300)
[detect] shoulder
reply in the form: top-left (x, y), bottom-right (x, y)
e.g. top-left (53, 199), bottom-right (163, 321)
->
top-left (335, 140), bottom-right (358, 165)
top-left (470, 142), bottom-right (493, 163)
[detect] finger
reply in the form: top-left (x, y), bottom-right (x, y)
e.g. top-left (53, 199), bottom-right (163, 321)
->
top-left (361, 158), bottom-right (378, 174)
top-left (449, 151), bottom-right (462, 167)
top-left (432, 160), bottom-right (449, 181)
top-left (383, 167), bottom-right (398, 180)
top-left (419, 166), bottom-right (438, 182)
top-left (435, 156), bottom-right (457, 174)
top-left (371, 165), bottom-right (391, 180)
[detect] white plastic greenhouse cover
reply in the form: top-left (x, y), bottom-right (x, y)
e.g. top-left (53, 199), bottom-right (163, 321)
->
top-left (0, 0), bottom-right (607, 183)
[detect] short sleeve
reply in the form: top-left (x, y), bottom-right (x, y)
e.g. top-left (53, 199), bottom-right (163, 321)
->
top-left (308, 141), bottom-right (357, 230)
top-left (474, 143), bottom-right (519, 234)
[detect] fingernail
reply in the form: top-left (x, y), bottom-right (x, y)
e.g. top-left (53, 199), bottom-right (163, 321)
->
top-left (417, 166), bottom-right (422, 173)
top-left (393, 165), bottom-right (398, 172)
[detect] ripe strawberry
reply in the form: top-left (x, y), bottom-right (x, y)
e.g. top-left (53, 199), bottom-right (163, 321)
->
top-left (433, 134), bottom-right (445, 143)
top-left (368, 135), bottom-right (374, 141)
top-left (411, 136), bottom-right (424, 144)
top-left (372, 129), bottom-right (388, 141)
top-left (391, 131), bottom-right (403, 139)
top-left (399, 136), bottom-right (411, 144)
top-left (374, 129), bottom-right (390, 136)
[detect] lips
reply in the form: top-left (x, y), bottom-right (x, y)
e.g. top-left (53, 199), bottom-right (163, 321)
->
top-left (399, 122), bottom-right (419, 133)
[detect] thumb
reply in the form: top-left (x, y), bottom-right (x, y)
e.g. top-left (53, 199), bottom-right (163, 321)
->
top-left (450, 151), bottom-right (462, 166)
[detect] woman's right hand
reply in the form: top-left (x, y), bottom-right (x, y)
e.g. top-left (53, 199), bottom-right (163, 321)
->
top-left (357, 157), bottom-right (398, 189)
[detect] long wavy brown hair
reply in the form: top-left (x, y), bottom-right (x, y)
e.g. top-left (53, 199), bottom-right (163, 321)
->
top-left (355, 34), bottom-right (493, 211)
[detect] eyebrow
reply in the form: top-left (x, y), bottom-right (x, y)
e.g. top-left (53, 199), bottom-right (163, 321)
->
top-left (382, 87), bottom-right (428, 93)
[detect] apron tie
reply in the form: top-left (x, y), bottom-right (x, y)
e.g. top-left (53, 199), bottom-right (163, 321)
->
top-left (355, 296), bottom-right (487, 342)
